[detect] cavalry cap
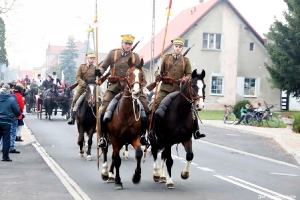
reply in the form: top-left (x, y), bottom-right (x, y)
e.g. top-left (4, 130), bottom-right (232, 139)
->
top-left (52, 72), bottom-right (56, 75)
top-left (171, 37), bottom-right (185, 46)
top-left (121, 34), bottom-right (135, 44)
top-left (86, 52), bottom-right (96, 58)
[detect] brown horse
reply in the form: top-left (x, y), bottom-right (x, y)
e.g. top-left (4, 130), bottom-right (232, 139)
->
top-left (150, 69), bottom-right (206, 189)
top-left (101, 57), bottom-right (145, 190)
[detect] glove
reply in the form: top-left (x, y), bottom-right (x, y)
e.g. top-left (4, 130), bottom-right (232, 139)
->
top-left (108, 76), bottom-right (120, 83)
top-left (95, 69), bottom-right (101, 77)
top-left (155, 74), bottom-right (162, 82)
top-left (181, 77), bottom-right (187, 84)
top-left (81, 83), bottom-right (87, 88)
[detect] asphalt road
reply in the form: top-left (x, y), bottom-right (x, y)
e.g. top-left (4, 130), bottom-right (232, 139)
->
top-left (22, 113), bottom-right (300, 200)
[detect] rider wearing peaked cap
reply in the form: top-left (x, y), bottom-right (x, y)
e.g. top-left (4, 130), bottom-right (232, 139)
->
top-left (67, 52), bottom-right (98, 125)
top-left (97, 34), bottom-right (149, 148)
top-left (149, 37), bottom-right (205, 141)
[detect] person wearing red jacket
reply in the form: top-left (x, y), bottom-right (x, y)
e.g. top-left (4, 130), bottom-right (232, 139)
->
top-left (9, 83), bottom-right (24, 153)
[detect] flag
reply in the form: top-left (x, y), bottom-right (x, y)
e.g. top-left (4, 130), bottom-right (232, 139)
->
top-left (92, 14), bottom-right (99, 28)
top-left (86, 27), bottom-right (94, 32)
top-left (166, 7), bottom-right (173, 16)
top-left (169, 0), bottom-right (172, 9)
top-left (61, 70), bottom-right (65, 87)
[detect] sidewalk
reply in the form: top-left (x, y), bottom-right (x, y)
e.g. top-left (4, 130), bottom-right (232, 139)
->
top-left (17, 120), bottom-right (300, 165)
top-left (201, 120), bottom-right (300, 165)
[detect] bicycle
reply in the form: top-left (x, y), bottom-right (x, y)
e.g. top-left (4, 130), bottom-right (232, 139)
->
top-left (223, 105), bottom-right (236, 124)
top-left (248, 101), bottom-right (280, 128)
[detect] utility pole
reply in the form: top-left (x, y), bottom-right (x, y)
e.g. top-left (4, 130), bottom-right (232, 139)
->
top-left (150, 0), bottom-right (155, 83)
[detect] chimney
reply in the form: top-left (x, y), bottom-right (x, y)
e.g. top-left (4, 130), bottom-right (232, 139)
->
top-left (200, 0), bottom-right (204, 3)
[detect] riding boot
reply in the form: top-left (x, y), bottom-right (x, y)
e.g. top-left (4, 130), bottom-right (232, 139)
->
top-left (193, 118), bottom-right (206, 139)
top-left (140, 115), bottom-right (150, 146)
top-left (67, 110), bottom-right (76, 125)
top-left (98, 114), bottom-right (108, 148)
top-left (148, 118), bottom-right (157, 141)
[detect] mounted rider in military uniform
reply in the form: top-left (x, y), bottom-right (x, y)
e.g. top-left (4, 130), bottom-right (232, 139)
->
top-left (149, 38), bottom-right (205, 141)
top-left (67, 53), bottom-right (98, 125)
top-left (98, 34), bottom-right (149, 148)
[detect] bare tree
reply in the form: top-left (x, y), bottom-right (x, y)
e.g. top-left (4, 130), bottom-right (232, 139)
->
top-left (0, 0), bottom-right (18, 14)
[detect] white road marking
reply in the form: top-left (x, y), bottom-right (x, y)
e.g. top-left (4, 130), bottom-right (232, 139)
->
top-left (225, 134), bottom-right (240, 136)
top-left (215, 175), bottom-right (294, 200)
top-left (270, 173), bottom-right (299, 177)
top-left (197, 167), bottom-right (215, 172)
top-left (197, 140), bottom-right (300, 168)
top-left (32, 141), bottom-right (91, 200)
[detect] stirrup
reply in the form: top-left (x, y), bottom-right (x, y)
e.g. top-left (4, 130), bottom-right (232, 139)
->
top-left (98, 138), bottom-right (107, 148)
top-left (148, 130), bottom-right (157, 141)
top-left (67, 117), bottom-right (75, 125)
top-left (194, 130), bottom-right (206, 139)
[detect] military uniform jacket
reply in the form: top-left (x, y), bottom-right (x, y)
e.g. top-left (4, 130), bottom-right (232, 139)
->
top-left (99, 48), bottom-right (147, 93)
top-left (75, 63), bottom-right (96, 87)
top-left (159, 54), bottom-right (192, 92)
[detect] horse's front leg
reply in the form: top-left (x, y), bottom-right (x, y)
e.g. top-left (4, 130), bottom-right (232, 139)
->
top-left (131, 139), bottom-right (143, 184)
top-left (101, 146), bottom-right (110, 181)
top-left (112, 147), bottom-right (122, 190)
top-left (162, 147), bottom-right (174, 189)
top-left (86, 131), bottom-right (93, 161)
top-left (181, 139), bottom-right (193, 180)
top-left (77, 128), bottom-right (84, 158)
top-left (151, 139), bottom-right (160, 182)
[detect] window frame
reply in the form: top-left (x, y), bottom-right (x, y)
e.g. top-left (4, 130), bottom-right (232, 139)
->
top-left (244, 78), bottom-right (257, 97)
top-left (202, 33), bottom-right (222, 50)
top-left (250, 42), bottom-right (255, 51)
top-left (210, 75), bottom-right (224, 96)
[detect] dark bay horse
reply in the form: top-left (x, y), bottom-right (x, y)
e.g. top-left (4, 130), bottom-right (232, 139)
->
top-left (101, 57), bottom-right (145, 190)
top-left (25, 86), bottom-right (38, 113)
top-left (150, 69), bottom-right (206, 189)
top-left (76, 81), bottom-right (98, 161)
top-left (54, 86), bottom-right (73, 119)
top-left (42, 86), bottom-right (58, 120)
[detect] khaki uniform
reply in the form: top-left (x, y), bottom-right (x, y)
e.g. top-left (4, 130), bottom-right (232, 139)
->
top-left (155, 53), bottom-right (192, 110)
top-left (99, 48), bottom-right (149, 114)
top-left (71, 63), bottom-right (96, 108)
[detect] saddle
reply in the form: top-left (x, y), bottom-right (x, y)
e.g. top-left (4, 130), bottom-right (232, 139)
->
top-left (155, 91), bottom-right (179, 119)
top-left (104, 93), bottom-right (146, 122)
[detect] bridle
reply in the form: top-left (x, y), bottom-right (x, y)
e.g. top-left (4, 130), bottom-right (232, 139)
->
top-left (180, 78), bottom-right (206, 104)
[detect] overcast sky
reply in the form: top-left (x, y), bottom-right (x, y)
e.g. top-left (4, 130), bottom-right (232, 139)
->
top-left (4, 0), bottom-right (287, 70)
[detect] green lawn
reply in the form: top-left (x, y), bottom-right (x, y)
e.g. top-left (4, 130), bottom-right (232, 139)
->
top-left (198, 110), bottom-right (290, 128)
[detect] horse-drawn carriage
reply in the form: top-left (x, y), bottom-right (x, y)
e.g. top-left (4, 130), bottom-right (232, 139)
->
top-left (36, 85), bottom-right (73, 120)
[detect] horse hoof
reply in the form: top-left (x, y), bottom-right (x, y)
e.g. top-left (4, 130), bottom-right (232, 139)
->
top-left (159, 176), bottom-right (166, 183)
top-left (153, 175), bottom-right (160, 182)
top-left (132, 173), bottom-right (141, 184)
top-left (107, 177), bottom-right (115, 183)
top-left (166, 183), bottom-right (175, 189)
top-left (181, 171), bottom-right (189, 179)
top-left (101, 174), bottom-right (108, 181)
top-left (86, 155), bottom-right (92, 161)
top-left (114, 183), bottom-right (123, 190)
top-left (78, 153), bottom-right (84, 158)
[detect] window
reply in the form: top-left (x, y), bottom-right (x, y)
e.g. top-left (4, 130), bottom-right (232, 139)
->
top-left (202, 33), bottom-right (221, 50)
top-left (250, 43), bottom-right (254, 51)
top-left (211, 76), bottom-right (224, 95)
top-left (244, 78), bottom-right (256, 96)
top-left (184, 39), bottom-right (189, 47)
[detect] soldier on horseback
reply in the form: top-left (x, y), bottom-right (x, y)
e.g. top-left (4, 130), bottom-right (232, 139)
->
top-left (98, 34), bottom-right (150, 148)
top-left (67, 52), bottom-right (98, 125)
top-left (148, 38), bottom-right (205, 141)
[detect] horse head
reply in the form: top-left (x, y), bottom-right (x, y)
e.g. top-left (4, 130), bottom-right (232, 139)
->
top-left (84, 80), bottom-right (97, 107)
top-left (126, 57), bottom-right (145, 99)
top-left (181, 69), bottom-right (206, 111)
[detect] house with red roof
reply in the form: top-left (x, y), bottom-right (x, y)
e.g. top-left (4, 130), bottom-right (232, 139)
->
top-left (138, 0), bottom-right (280, 110)
top-left (36, 40), bottom-right (107, 81)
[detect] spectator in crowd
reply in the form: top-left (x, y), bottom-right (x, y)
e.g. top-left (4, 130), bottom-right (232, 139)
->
top-left (35, 74), bottom-right (43, 88)
top-left (9, 83), bottom-right (24, 154)
top-left (255, 102), bottom-right (263, 112)
top-left (42, 75), bottom-right (53, 90)
top-left (16, 113), bottom-right (25, 142)
top-left (0, 84), bottom-right (20, 161)
top-left (24, 75), bottom-right (31, 85)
